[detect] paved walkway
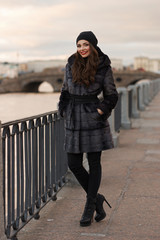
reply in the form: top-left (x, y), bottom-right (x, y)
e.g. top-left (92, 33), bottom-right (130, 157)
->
top-left (19, 93), bottom-right (160, 240)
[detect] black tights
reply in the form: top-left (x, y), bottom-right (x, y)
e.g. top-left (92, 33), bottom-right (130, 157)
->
top-left (67, 152), bottom-right (102, 199)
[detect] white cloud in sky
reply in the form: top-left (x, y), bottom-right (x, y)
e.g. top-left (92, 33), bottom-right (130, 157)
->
top-left (0, 0), bottom-right (160, 64)
top-left (0, 0), bottom-right (66, 7)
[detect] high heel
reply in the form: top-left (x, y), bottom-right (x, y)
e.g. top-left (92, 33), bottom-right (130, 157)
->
top-left (104, 197), bottom-right (112, 209)
top-left (95, 193), bottom-right (112, 222)
top-left (80, 196), bottom-right (96, 227)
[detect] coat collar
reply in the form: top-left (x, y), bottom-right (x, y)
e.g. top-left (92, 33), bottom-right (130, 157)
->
top-left (67, 47), bottom-right (111, 70)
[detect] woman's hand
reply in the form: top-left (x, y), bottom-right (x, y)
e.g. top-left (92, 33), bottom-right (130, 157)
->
top-left (97, 108), bottom-right (104, 115)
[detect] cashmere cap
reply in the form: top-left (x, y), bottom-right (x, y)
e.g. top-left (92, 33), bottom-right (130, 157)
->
top-left (76, 31), bottom-right (98, 48)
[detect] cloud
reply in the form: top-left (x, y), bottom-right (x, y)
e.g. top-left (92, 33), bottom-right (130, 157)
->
top-left (68, 0), bottom-right (160, 44)
top-left (0, 0), bottom-right (67, 7)
top-left (0, 2), bottom-right (76, 46)
top-left (0, 0), bottom-right (160, 64)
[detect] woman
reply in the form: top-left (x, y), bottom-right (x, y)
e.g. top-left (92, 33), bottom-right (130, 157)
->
top-left (58, 31), bottom-right (118, 227)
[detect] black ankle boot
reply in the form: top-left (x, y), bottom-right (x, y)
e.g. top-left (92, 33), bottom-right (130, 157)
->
top-left (80, 196), bottom-right (96, 227)
top-left (95, 194), bottom-right (112, 222)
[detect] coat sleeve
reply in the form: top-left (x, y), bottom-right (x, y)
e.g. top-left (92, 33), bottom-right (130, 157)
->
top-left (58, 64), bottom-right (70, 117)
top-left (98, 66), bottom-right (118, 119)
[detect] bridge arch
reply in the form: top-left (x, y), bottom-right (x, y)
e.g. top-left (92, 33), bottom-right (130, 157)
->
top-left (22, 79), bottom-right (57, 92)
top-left (21, 75), bottom-right (63, 92)
top-left (22, 81), bottom-right (42, 92)
top-left (116, 77), bottom-right (122, 82)
top-left (38, 82), bottom-right (54, 92)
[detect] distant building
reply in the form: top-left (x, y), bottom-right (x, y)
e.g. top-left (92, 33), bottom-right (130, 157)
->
top-left (123, 64), bottom-right (134, 71)
top-left (149, 59), bottom-right (160, 72)
top-left (26, 59), bottom-right (67, 73)
top-left (134, 57), bottom-right (160, 73)
top-left (19, 63), bottom-right (28, 72)
top-left (0, 59), bottom-right (67, 78)
top-left (0, 62), bottom-right (18, 78)
top-left (110, 58), bottom-right (123, 71)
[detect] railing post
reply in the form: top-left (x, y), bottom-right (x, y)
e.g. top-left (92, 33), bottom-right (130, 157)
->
top-left (150, 81), bottom-right (155, 100)
top-left (118, 87), bottom-right (131, 129)
top-left (143, 81), bottom-right (151, 105)
top-left (0, 122), bottom-right (7, 240)
top-left (108, 110), bottom-right (119, 147)
top-left (146, 81), bottom-right (152, 103)
top-left (127, 85), bottom-right (140, 118)
top-left (136, 83), bottom-right (145, 111)
top-left (155, 78), bottom-right (160, 93)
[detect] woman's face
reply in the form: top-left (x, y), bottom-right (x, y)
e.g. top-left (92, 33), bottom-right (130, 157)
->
top-left (77, 40), bottom-right (91, 58)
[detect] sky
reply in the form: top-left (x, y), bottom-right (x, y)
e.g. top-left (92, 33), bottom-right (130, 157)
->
top-left (0, 0), bottom-right (160, 65)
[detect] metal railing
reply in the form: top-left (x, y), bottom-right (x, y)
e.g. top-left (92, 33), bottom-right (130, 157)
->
top-left (1, 111), bottom-right (67, 239)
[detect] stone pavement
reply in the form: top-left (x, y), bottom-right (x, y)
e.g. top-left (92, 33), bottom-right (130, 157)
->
top-left (18, 93), bottom-right (160, 240)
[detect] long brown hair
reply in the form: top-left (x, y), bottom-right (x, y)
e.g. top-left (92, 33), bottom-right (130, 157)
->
top-left (72, 44), bottom-right (99, 86)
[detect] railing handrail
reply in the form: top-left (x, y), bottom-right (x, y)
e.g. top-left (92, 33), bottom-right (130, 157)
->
top-left (1, 110), bottom-right (58, 127)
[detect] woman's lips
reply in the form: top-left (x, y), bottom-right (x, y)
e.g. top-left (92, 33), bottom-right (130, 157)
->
top-left (81, 51), bottom-right (88, 55)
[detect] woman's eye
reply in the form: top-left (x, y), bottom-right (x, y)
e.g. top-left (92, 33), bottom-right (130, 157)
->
top-left (77, 43), bottom-right (89, 48)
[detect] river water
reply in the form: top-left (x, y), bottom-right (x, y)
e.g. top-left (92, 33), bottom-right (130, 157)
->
top-left (0, 92), bottom-right (60, 123)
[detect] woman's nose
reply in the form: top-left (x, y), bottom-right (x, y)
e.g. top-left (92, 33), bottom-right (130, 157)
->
top-left (80, 46), bottom-right (85, 50)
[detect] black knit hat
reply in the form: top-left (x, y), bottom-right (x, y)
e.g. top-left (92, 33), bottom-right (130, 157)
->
top-left (76, 31), bottom-right (98, 49)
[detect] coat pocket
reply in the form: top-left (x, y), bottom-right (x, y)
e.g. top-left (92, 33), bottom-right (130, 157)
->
top-left (90, 104), bottom-right (103, 121)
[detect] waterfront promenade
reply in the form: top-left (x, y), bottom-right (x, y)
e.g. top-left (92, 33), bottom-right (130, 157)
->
top-left (16, 92), bottom-right (160, 240)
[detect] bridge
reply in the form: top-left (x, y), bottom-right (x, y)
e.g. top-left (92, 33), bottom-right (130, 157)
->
top-left (0, 68), bottom-right (64, 93)
top-left (113, 70), bottom-right (160, 87)
top-left (0, 68), bottom-right (160, 93)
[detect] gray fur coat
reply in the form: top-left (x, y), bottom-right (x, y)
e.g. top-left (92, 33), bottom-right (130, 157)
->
top-left (58, 48), bottom-right (118, 153)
